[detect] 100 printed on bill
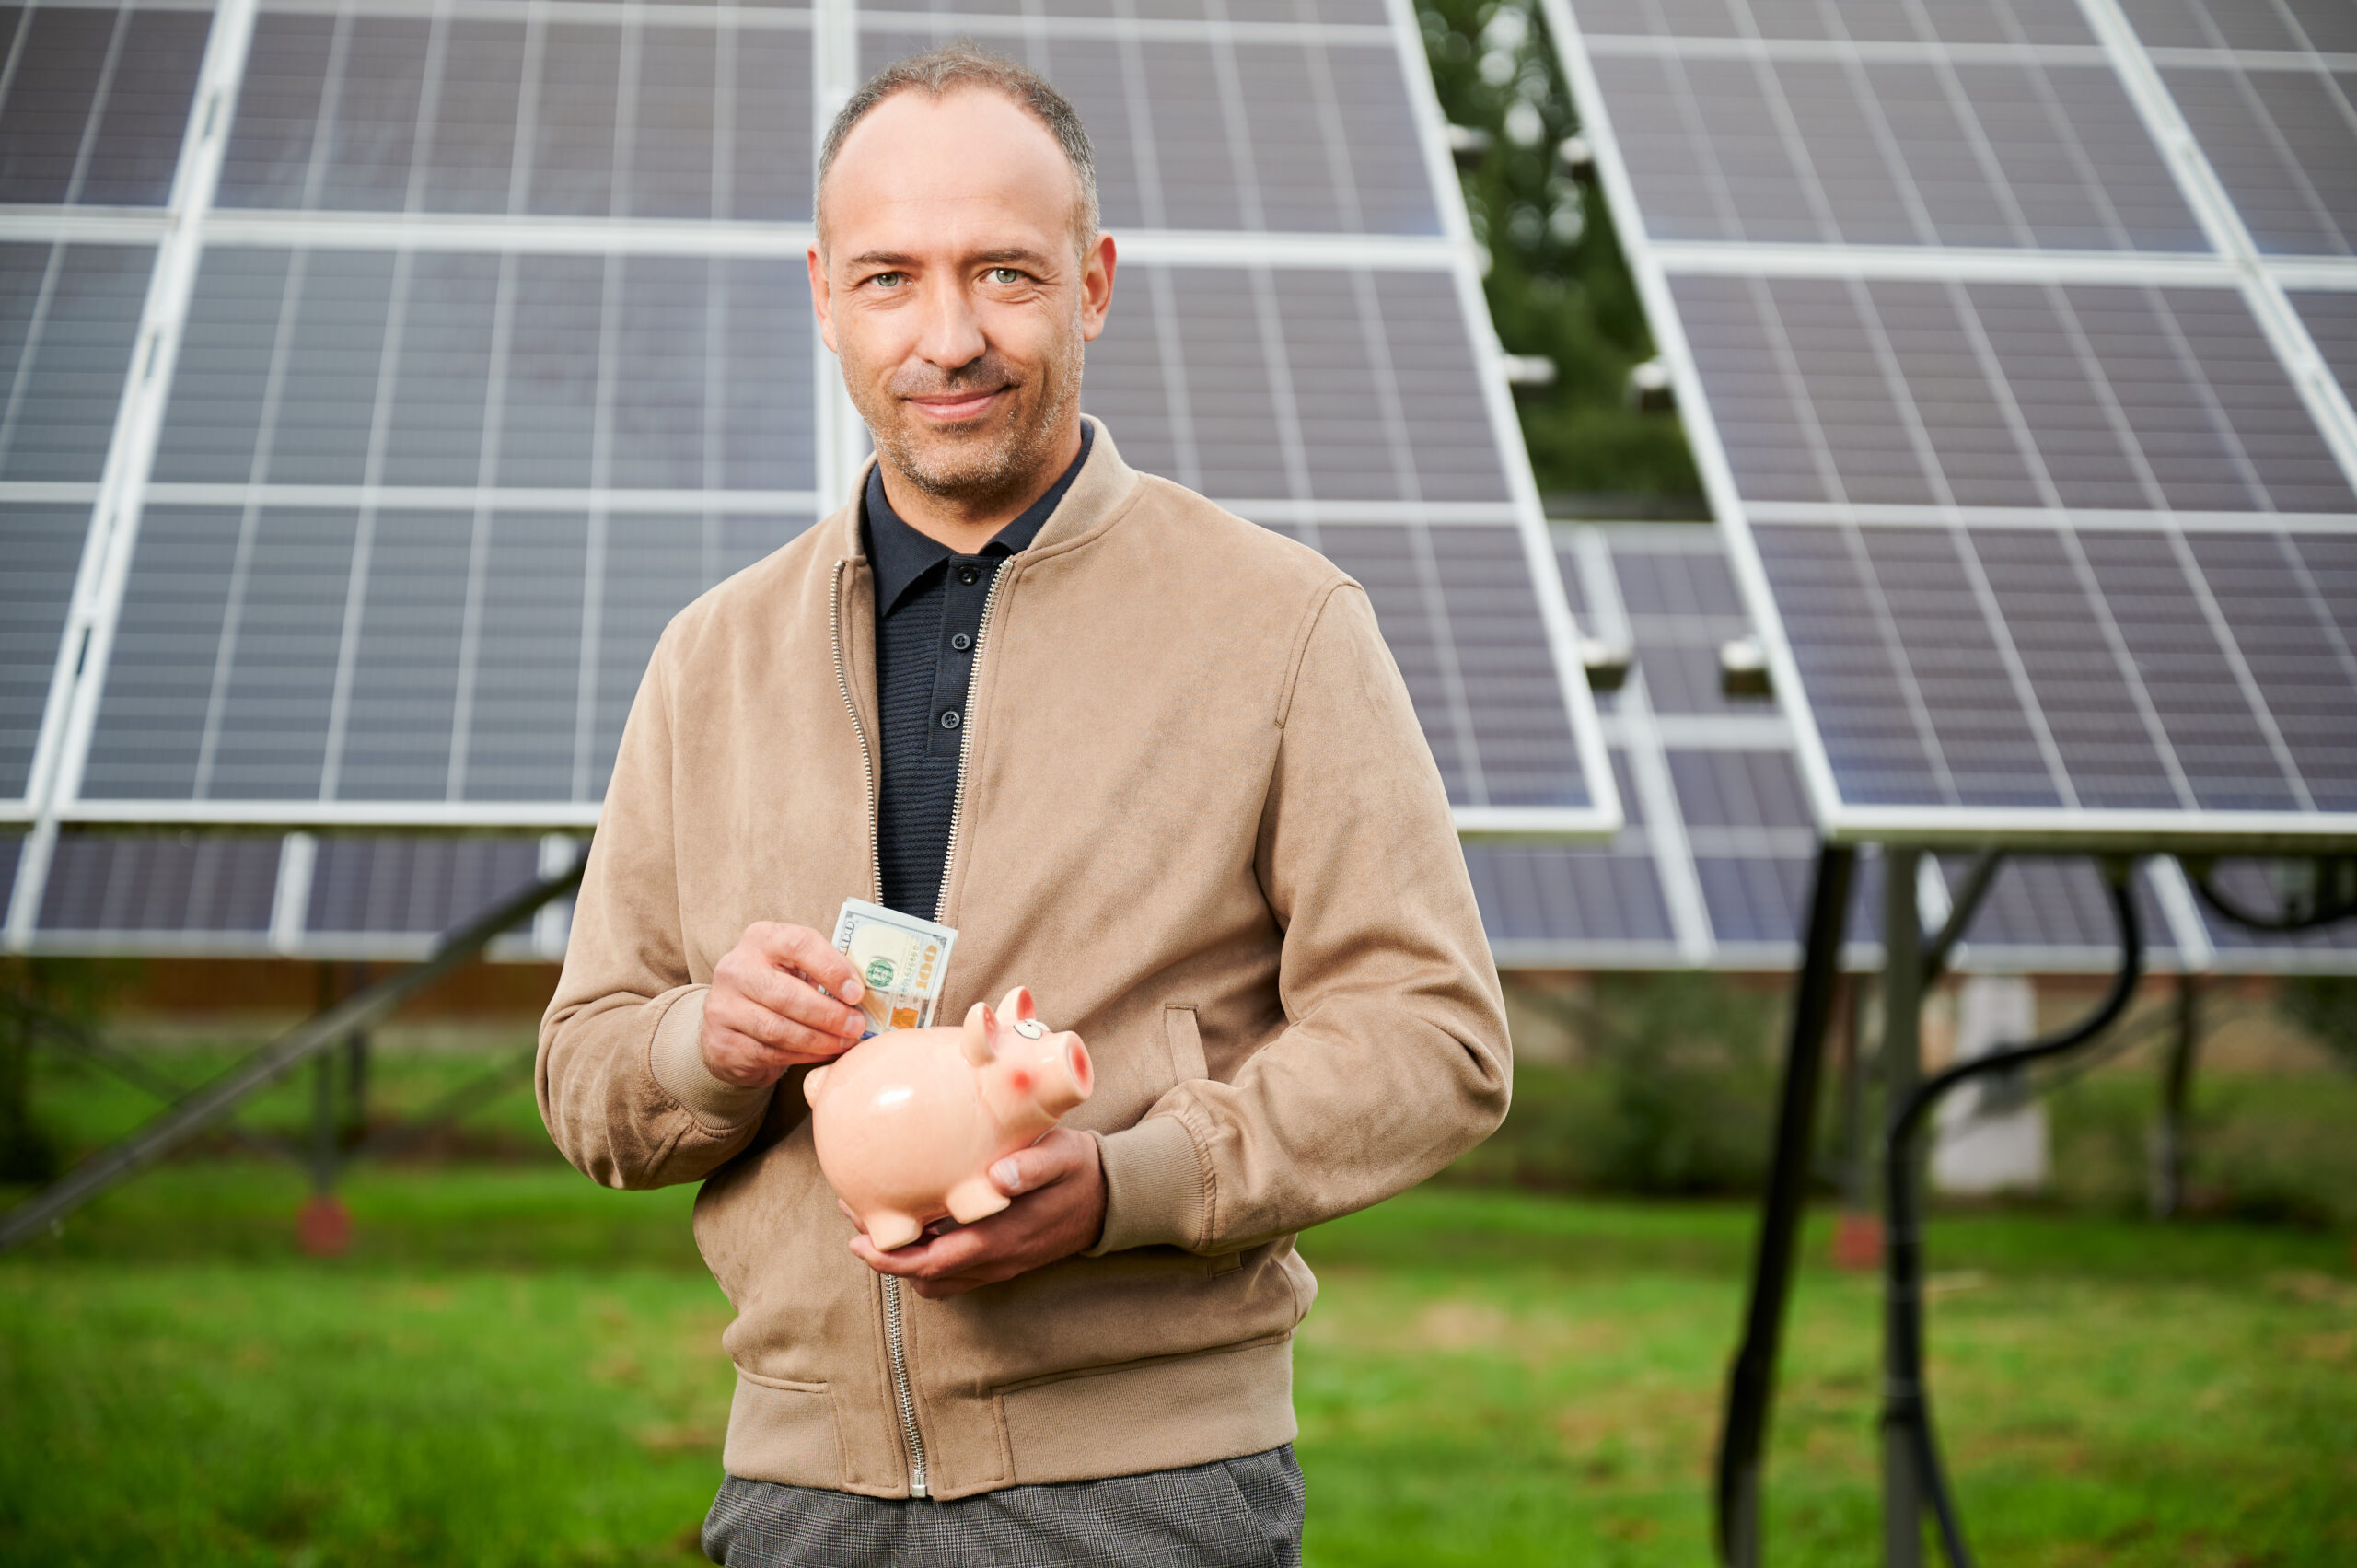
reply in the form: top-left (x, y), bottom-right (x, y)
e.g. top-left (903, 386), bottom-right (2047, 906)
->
top-left (830, 899), bottom-right (958, 1039)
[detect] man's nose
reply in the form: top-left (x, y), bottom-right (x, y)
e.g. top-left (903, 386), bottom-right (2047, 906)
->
top-left (915, 280), bottom-right (988, 371)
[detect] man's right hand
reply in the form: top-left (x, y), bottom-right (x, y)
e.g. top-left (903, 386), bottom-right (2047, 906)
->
top-left (702, 923), bottom-right (870, 1087)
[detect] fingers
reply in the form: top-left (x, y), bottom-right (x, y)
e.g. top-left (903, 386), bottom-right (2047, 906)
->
top-left (747, 923), bottom-right (866, 1009)
top-left (988, 1129), bottom-right (1091, 1198)
top-left (705, 984), bottom-right (859, 1060)
top-left (844, 1133), bottom-right (1107, 1293)
top-left (711, 923), bottom-right (869, 1050)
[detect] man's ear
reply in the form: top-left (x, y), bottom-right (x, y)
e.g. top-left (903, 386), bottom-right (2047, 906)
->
top-left (1078, 232), bottom-right (1116, 344)
top-left (807, 244), bottom-right (839, 354)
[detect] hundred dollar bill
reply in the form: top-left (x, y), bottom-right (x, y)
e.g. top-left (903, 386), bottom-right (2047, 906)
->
top-left (830, 899), bottom-right (958, 1039)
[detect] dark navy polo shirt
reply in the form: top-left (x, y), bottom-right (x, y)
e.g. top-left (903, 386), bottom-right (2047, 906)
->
top-left (864, 424), bottom-right (1093, 922)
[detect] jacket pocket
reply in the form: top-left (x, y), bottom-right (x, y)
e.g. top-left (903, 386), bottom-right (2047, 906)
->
top-left (723, 1372), bottom-right (846, 1488)
top-left (1164, 1005), bottom-right (1210, 1083)
top-left (1163, 1006), bottom-right (1240, 1274)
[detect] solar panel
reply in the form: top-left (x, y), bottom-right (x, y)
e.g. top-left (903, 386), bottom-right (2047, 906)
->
top-left (1548, 0), bottom-right (2357, 852)
top-left (0, 1), bottom-right (213, 207)
top-left (1, 0), bottom-right (1618, 948)
top-left (1469, 524), bottom-right (2342, 974)
top-left (3, 829), bottom-right (574, 961)
top-left (21, 523), bottom-right (2349, 971)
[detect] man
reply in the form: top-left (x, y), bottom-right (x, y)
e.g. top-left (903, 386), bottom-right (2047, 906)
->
top-left (538, 45), bottom-right (1511, 1568)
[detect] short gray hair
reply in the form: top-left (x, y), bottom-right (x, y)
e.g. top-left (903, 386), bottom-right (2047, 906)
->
top-left (817, 43), bottom-right (1100, 250)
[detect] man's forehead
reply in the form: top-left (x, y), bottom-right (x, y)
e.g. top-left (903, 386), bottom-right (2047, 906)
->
top-left (820, 86), bottom-right (1082, 242)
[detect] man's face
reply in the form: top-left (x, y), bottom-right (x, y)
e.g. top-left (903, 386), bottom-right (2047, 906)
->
top-left (810, 88), bottom-right (1116, 508)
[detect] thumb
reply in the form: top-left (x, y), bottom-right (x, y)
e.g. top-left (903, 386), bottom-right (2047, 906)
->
top-left (990, 1134), bottom-right (1082, 1197)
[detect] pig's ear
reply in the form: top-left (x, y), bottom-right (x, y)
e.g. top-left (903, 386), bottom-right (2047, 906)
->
top-left (960, 1001), bottom-right (997, 1066)
top-left (1001, 986), bottom-right (1037, 1024)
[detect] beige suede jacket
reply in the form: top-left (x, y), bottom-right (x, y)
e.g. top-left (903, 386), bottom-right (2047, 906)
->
top-left (539, 420), bottom-right (1511, 1501)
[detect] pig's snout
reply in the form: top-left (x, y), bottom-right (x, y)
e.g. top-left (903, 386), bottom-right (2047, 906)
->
top-left (1032, 1033), bottom-right (1092, 1121)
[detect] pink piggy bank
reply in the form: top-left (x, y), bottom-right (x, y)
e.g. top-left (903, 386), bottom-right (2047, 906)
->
top-left (804, 986), bottom-right (1093, 1250)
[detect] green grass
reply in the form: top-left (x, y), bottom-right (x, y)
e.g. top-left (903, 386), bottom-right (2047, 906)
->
top-left (5, 1166), bottom-right (2353, 1567)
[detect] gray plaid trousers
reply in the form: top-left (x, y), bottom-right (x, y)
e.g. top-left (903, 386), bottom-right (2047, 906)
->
top-left (702, 1446), bottom-right (1305, 1568)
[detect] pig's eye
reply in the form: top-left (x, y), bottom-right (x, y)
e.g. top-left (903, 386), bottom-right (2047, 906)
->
top-left (1013, 1019), bottom-right (1045, 1039)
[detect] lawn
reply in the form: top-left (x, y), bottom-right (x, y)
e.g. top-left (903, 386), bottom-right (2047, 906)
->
top-left (5, 1160), bottom-right (2352, 1567)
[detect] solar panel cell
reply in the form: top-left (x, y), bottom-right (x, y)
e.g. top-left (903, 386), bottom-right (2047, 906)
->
top-left (859, 26), bottom-right (1436, 235)
top-left (424, 20), bottom-right (528, 214)
top-left (381, 252), bottom-right (502, 487)
top-left (40, 832), bottom-right (278, 935)
top-left (1694, 853), bottom-right (1807, 944)
top-left (79, 505), bottom-right (241, 800)
top-left (2180, 531), bottom-right (2357, 811)
top-left (1571, 0), bottom-right (2096, 46)
top-left (2077, 528), bottom-right (2307, 811)
top-left (1435, 531), bottom-right (1588, 807)
top-left (1669, 748), bottom-right (1810, 828)
top-left (216, 12), bottom-right (335, 208)
top-left (1857, 525), bottom-right (2064, 807)
top-left (158, 248), bottom-right (815, 496)
top-left (0, 241), bottom-right (153, 483)
top-left (1078, 265), bottom-right (1509, 506)
top-left (466, 510), bottom-right (588, 802)
top-left (2159, 66), bottom-right (2357, 257)
top-left (0, 4), bottom-right (207, 206)
top-left (308, 834), bottom-right (546, 935)
top-left (220, 11), bottom-right (812, 219)
top-left (1465, 839), bottom-right (1677, 946)
top-left (0, 504), bottom-right (89, 800)
top-left (322, 16), bottom-right (432, 211)
top-left (531, 24), bottom-right (623, 217)
top-left (1962, 527), bottom-right (2185, 810)
top-left (1374, 271), bottom-right (1514, 505)
top-left (2123, 0), bottom-right (2357, 54)
top-left (269, 250), bottom-right (398, 485)
top-left (1675, 275), bottom-right (2357, 514)
top-left (337, 510), bottom-right (471, 801)
top-left (1584, 26), bottom-right (2200, 250)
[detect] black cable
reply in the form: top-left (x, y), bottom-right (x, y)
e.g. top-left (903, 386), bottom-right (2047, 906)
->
top-left (2186, 856), bottom-right (2357, 933)
top-left (1880, 863), bottom-right (2144, 1568)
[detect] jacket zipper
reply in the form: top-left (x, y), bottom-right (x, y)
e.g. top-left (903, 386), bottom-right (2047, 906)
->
top-left (832, 558), bottom-right (931, 1499)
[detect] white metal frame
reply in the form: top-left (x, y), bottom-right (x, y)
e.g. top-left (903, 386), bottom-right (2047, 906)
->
top-left (1541, 0), bottom-right (2357, 854)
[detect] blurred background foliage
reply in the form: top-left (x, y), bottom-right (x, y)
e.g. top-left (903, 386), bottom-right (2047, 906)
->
top-left (1415, 0), bottom-right (1702, 502)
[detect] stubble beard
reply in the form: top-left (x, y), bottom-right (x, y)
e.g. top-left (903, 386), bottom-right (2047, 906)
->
top-left (847, 320), bottom-right (1085, 514)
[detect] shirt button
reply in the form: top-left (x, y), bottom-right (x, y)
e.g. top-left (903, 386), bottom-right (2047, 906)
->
top-left (958, 566), bottom-right (981, 586)
top-left (940, 710), bottom-right (961, 730)
top-left (950, 633), bottom-right (971, 651)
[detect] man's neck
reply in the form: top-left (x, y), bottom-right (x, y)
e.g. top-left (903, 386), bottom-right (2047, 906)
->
top-left (875, 419), bottom-right (1086, 553)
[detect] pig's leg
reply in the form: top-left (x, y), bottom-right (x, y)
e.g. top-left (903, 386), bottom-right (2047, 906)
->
top-left (945, 1177), bottom-right (1011, 1225)
top-left (865, 1211), bottom-right (924, 1250)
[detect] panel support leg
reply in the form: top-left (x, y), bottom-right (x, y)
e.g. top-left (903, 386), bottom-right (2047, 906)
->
top-left (2149, 972), bottom-right (2200, 1220)
top-left (0, 967), bottom-right (57, 1185)
top-left (1714, 842), bottom-right (1856, 1568)
top-left (1833, 977), bottom-right (1880, 1271)
top-left (297, 964), bottom-right (352, 1257)
top-left (1880, 848), bottom-right (1925, 1568)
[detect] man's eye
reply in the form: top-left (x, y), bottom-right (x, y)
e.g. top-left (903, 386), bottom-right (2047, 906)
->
top-left (986, 267), bottom-right (1024, 285)
top-left (870, 272), bottom-right (905, 289)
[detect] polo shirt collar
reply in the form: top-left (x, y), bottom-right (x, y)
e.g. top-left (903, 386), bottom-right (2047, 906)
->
top-left (863, 423), bottom-right (1096, 616)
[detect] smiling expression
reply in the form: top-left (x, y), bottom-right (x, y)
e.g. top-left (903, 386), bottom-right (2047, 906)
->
top-left (809, 87), bottom-right (1116, 516)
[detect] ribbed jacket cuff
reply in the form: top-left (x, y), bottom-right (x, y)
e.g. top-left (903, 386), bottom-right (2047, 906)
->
top-left (648, 988), bottom-right (774, 1129)
top-left (1086, 1116), bottom-right (1206, 1255)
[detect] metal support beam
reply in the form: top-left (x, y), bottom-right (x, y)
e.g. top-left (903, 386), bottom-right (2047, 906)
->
top-left (1714, 842), bottom-right (1857, 1568)
top-left (2150, 973), bottom-right (2201, 1220)
top-left (0, 860), bottom-right (582, 1254)
top-left (1880, 846), bottom-right (1926, 1568)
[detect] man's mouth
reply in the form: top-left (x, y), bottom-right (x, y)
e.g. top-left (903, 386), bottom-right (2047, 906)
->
top-left (906, 388), bottom-right (1007, 424)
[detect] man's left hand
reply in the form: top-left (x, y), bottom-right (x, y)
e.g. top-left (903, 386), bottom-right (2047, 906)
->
top-left (846, 1129), bottom-right (1107, 1299)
